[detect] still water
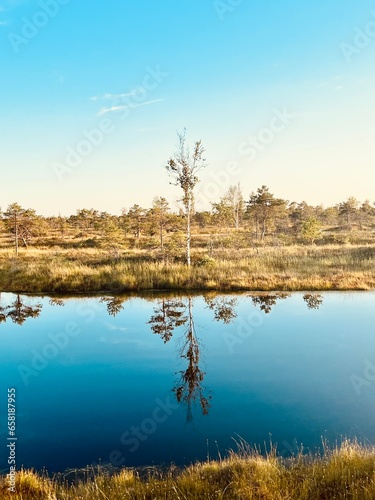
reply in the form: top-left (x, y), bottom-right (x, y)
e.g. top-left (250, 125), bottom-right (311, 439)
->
top-left (0, 291), bottom-right (375, 473)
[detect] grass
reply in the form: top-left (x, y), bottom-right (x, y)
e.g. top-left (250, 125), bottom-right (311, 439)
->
top-left (2, 441), bottom-right (375, 499)
top-left (0, 244), bottom-right (375, 293)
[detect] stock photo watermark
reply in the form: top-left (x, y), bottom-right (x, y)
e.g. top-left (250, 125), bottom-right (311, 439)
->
top-left (52, 120), bottom-right (115, 182)
top-left (278, 438), bottom-right (302, 458)
top-left (350, 359), bottom-right (375, 396)
top-left (340, 12), bottom-right (375, 63)
top-left (213, 0), bottom-right (244, 21)
top-left (196, 107), bottom-right (295, 207)
top-left (52, 65), bottom-right (169, 182)
top-left (8, 0), bottom-right (71, 54)
top-left (109, 397), bottom-right (179, 466)
top-left (223, 309), bottom-right (264, 354)
top-left (6, 388), bottom-right (17, 493)
top-left (237, 107), bottom-right (295, 160)
top-left (17, 301), bottom-right (101, 386)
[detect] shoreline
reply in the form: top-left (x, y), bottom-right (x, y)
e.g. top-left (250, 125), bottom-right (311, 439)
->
top-left (1, 283), bottom-right (375, 295)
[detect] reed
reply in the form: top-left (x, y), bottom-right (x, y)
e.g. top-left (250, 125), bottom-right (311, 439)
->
top-left (1, 245), bottom-right (375, 293)
top-left (1, 440), bottom-right (375, 499)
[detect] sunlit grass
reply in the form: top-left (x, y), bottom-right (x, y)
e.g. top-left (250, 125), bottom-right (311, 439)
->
top-left (0, 244), bottom-right (375, 292)
top-left (1, 441), bottom-right (375, 499)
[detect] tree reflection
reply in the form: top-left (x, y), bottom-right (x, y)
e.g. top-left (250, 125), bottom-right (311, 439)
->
top-left (173, 298), bottom-right (211, 422)
top-left (98, 291), bottom-right (326, 421)
top-left (0, 294), bottom-right (42, 325)
top-left (147, 297), bottom-right (217, 421)
top-left (303, 293), bottom-right (324, 310)
top-left (204, 295), bottom-right (238, 324)
top-left (148, 299), bottom-right (186, 343)
top-left (49, 298), bottom-right (65, 307)
top-left (99, 296), bottom-right (128, 317)
top-left (147, 295), bottom-right (239, 421)
top-left (248, 293), bottom-right (290, 314)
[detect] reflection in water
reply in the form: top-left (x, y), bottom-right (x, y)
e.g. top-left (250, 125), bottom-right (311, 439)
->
top-left (148, 299), bottom-right (186, 343)
top-left (0, 294), bottom-right (42, 326)
top-left (49, 298), bottom-right (65, 307)
top-left (99, 296), bottom-right (128, 317)
top-left (248, 293), bottom-right (291, 314)
top-left (173, 297), bottom-right (211, 422)
top-left (148, 297), bottom-right (211, 421)
top-left (204, 295), bottom-right (238, 323)
top-left (147, 295), bottom-right (239, 421)
top-left (1, 290), bottom-right (371, 472)
top-left (1, 292), bottom-right (325, 421)
top-left (303, 294), bottom-right (324, 310)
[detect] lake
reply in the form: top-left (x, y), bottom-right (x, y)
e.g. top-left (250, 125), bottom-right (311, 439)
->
top-left (1, 291), bottom-right (375, 473)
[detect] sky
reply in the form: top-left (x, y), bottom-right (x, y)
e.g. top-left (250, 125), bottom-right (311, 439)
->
top-left (1, 0), bottom-right (375, 216)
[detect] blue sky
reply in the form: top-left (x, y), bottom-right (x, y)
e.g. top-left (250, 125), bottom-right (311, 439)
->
top-left (1, 0), bottom-right (375, 215)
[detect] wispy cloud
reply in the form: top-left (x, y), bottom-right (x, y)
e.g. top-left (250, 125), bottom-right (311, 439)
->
top-left (314, 75), bottom-right (345, 90)
top-left (132, 98), bottom-right (164, 108)
top-left (105, 324), bottom-right (128, 332)
top-left (97, 98), bottom-right (164, 116)
top-left (90, 90), bottom-right (139, 101)
top-left (97, 105), bottom-right (128, 116)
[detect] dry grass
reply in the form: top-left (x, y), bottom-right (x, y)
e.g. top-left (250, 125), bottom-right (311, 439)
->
top-left (0, 244), bottom-right (375, 293)
top-left (1, 441), bottom-right (375, 499)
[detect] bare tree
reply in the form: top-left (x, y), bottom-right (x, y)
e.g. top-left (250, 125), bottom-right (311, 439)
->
top-left (166, 130), bottom-right (206, 266)
top-left (224, 183), bottom-right (245, 229)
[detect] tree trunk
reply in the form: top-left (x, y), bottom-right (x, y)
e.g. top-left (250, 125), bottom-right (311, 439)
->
top-left (186, 201), bottom-right (191, 266)
top-left (14, 215), bottom-right (19, 257)
top-left (261, 218), bottom-right (266, 240)
top-left (21, 233), bottom-right (28, 247)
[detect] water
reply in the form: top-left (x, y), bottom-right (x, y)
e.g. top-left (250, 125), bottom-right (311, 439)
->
top-left (0, 291), bottom-right (375, 473)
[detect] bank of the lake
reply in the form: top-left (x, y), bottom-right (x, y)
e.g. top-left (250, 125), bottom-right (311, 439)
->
top-left (0, 245), bottom-right (375, 293)
top-left (1, 441), bottom-right (375, 499)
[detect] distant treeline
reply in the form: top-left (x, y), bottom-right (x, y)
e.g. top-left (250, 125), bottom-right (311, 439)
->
top-left (1, 185), bottom-right (374, 252)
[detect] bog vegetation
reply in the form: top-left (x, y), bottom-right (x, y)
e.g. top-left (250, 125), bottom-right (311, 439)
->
top-left (2, 186), bottom-right (374, 252)
top-left (1, 184), bottom-right (375, 293)
top-left (1, 441), bottom-right (375, 499)
top-left (1, 133), bottom-right (375, 292)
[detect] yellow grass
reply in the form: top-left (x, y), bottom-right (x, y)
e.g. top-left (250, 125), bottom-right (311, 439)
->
top-left (0, 244), bottom-right (375, 293)
top-left (1, 441), bottom-right (375, 499)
